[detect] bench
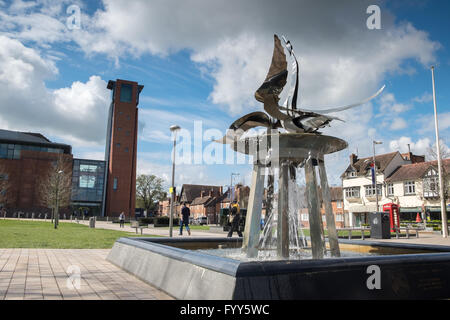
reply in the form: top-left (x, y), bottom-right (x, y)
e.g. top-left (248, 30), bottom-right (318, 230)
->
top-left (393, 225), bottom-right (422, 239)
top-left (337, 227), bottom-right (371, 240)
top-left (130, 221), bottom-right (148, 234)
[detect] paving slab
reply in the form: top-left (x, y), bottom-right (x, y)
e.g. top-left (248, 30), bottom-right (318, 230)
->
top-left (0, 249), bottom-right (174, 300)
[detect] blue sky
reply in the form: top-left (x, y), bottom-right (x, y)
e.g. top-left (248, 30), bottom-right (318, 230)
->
top-left (0, 0), bottom-right (449, 191)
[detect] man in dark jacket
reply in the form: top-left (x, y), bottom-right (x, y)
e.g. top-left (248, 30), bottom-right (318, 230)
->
top-left (227, 200), bottom-right (242, 237)
top-left (179, 203), bottom-right (191, 236)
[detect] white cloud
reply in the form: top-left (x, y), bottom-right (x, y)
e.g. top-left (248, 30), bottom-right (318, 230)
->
top-left (389, 136), bottom-right (431, 155)
top-left (0, 36), bottom-right (110, 148)
top-left (391, 118), bottom-right (407, 130)
top-left (413, 92), bottom-right (433, 104)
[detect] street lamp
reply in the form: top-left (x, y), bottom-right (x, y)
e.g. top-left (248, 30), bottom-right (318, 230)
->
top-left (372, 141), bottom-right (382, 212)
top-left (431, 66), bottom-right (448, 238)
top-left (169, 125), bottom-right (181, 237)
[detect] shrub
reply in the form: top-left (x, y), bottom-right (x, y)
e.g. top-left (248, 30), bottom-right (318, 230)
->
top-left (154, 216), bottom-right (179, 227)
top-left (138, 217), bottom-right (154, 225)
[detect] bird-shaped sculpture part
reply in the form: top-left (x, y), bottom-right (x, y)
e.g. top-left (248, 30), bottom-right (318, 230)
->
top-left (218, 34), bottom-right (385, 144)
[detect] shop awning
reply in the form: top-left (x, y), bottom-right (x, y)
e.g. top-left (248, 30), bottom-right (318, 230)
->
top-left (400, 207), bottom-right (421, 213)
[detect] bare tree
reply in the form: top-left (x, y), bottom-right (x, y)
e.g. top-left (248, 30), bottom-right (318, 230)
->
top-left (39, 156), bottom-right (72, 229)
top-left (0, 163), bottom-right (11, 212)
top-left (427, 140), bottom-right (450, 161)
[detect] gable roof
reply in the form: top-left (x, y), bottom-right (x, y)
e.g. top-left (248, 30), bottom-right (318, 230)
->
top-left (179, 184), bottom-right (222, 203)
top-left (342, 152), bottom-right (399, 178)
top-left (386, 159), bottom-right (450, 182)
top-left (330, 187), bottom-right (343, 201)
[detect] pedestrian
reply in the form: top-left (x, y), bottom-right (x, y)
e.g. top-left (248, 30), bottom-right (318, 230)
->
top-left (179, 203), bottom-right (191, 236)
top-left (119, 211), bottom-right (125, 228)
top-left (227, 200), bottom-right (243, 237)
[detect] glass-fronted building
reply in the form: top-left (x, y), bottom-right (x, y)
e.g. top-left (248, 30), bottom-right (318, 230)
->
top-left (71, 159), bottom-right (106, 217)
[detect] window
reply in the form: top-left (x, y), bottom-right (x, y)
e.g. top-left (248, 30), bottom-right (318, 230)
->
top-left (365, 184), bottom-right (382, 197)
top-left (113, 178), bottom-right (118, 190)
top-left (347, 171), bottom-right (357, 178)
top-left (345, 187), bottom-right (360, 198)
top-left (120, 84), bottom-right (132, 102)
top-left (124, 147), bottom-right (129, 152)
top-left (301, 214), bottom-right (309, 221)
top-left (336, 200), bottom-right (342, 208)
top-left (423, 168), bottom-right (439, 198)
top-left (336, 214), bottom-right (344, 222)
top-left (404, 181), bottom-right (415, 195)
top-left (386, 183), bottom-right (394, 196)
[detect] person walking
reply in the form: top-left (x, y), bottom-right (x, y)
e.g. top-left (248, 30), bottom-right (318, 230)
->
top-left (119, 212), bottom-right (125, 228)
top-left (179, 203), bottom-right (191, 236)
top-left (227, 200), bottom-right (243, 237)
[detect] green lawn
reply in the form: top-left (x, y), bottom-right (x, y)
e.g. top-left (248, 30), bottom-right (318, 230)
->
top-left (0, 219), bottom-right (158, 249)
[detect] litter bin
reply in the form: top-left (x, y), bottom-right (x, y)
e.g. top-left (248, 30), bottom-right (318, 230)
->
top-left (89, 217), bottom-right (96, 228)
top-left (369, 212), bottom-right (390, 239)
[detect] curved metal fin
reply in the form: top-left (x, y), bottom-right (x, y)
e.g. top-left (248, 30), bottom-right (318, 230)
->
top-left (215, 112), bottom-right (275, 144)
top-left (281, 35), bottom-right (299, 113)
top-left (255, 35), bottom-right (288, 103)
top-left (264, 94), bottom-right (290, 121)
top-left (296, 85), bottom-right (386, 114)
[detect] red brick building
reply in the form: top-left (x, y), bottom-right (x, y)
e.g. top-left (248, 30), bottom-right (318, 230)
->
top-left (299, 186), bottom-right (346, 228)
top-left (0, 129), bottom-right (73, 214)
top-left (104, 79), bottom-right (144, 217)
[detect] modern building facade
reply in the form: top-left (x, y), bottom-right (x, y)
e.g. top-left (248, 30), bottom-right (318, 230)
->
top-left (104, 79), bottom-right (144, 217)
top-left (71, 159), bottom-right (106, 216)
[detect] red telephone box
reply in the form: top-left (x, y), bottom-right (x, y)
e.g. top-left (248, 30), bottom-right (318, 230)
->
top-left (383, 203), bottom-right (400, 232)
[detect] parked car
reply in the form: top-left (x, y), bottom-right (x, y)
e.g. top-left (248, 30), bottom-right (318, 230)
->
top-left (192, 216), bottom-right (208, 225)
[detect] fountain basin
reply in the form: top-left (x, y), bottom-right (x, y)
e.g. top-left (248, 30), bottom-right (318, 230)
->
top-left (107, 237), bottom-right (450, 300)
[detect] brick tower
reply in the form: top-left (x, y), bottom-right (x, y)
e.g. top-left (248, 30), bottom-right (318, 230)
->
top-left (104, 79), bottom-right (144, 217)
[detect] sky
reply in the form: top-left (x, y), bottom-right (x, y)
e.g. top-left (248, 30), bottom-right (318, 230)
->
top-left (0, 0), bottom-right (449, 191)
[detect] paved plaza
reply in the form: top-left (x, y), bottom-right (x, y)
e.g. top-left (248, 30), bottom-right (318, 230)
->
top-left (0, 248), bottom-right (174, 300)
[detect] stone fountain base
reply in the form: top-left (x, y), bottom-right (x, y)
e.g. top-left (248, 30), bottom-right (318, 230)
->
top-left (107, 237), bottom-right (450, 300)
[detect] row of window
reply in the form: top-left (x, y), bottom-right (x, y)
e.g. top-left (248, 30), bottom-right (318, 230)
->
top-left (345, 181), bottom-right (420, 199)
top-left (0, 143), bottom-right (63, 160)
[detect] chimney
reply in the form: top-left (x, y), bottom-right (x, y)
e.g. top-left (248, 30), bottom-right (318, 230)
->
top-left (209, 189), bottom-right (213, 197)
top-left (201, 191), bottom-right (205, 198)
top-left (350, 153), bottom-right (358, 165)
top-left (219, 186), bottom-right (223, 195)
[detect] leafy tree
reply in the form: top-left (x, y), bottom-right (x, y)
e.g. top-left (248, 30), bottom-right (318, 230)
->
top-left (136, 174), bottom-right (167, 214)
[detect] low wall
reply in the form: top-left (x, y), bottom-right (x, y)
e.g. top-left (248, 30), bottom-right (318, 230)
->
top-left (107, 237), bottom-right (450, 300)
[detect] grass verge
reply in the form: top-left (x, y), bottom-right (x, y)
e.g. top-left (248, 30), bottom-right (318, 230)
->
top-left (0, 219), bottom-right (159, 249)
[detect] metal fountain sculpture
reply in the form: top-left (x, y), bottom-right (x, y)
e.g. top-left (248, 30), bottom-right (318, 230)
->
top-left (218, 35), bottom-right (385, 260)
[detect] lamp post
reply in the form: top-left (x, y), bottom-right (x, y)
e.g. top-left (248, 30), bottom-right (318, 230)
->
top-left (169, 125), bottom-right (181, 238)
top-left (372, 141), bottom-right (382, 212)
top-left (431, 66), bottom-right (448, 238)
